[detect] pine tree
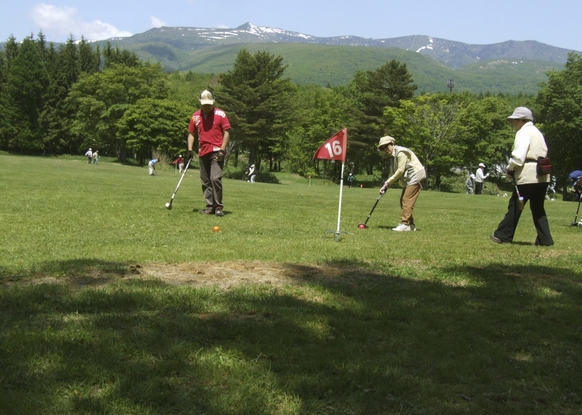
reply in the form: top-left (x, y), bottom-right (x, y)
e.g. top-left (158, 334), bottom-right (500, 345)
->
top-left (40, 36), bottom-right (82, 154)
top-left (1, 36), bottom-right (49, 152)
top-left (218, 49), bottom-right (295, 168)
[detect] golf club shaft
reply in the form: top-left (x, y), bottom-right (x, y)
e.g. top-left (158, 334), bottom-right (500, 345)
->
top-left (573, 196), bottom-right (582, 224)
top-left (512, 176), bottom-right (524, 210)
top-left (363, 194), bottom-right (382, 226)
top-left (168, 158), bottom-right (192, 204)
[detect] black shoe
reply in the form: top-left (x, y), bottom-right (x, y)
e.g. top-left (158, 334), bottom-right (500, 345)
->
top-left (490, 235), bottom-right (510, 244)
top-left (215, 207), bottom-right (224, 217)
top-left (200, 208), bottom-right (214, 215)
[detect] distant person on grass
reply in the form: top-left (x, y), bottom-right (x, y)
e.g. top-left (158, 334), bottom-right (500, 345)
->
top-left (568, 170), bottom-right (582, 202)
top-left (466, 173), bottom-right (475, 194)
top-left (84, 148), bottom-right (93, 164)
top-left (187, 90), bottom-right (231, 217)
top-left (148, 158), bottom-right (158, 176)
top-left (245, 164), bottom-right (256, 183)
top-left (173, 154), bottom-right (185, 173)
top-left (347, 172), bottom-right (355, 188)
top-left (378, 135), bottom-right (426, 232)
top-left (92, 150), bottom-right (99, 164)
top-left (475, 163), bottom-right (489, 194)
top-left (490, 107), bottom-right (553, 246)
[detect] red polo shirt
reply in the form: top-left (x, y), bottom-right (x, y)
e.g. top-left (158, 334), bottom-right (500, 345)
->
top-left (188, 108), bottom-right (231, 157)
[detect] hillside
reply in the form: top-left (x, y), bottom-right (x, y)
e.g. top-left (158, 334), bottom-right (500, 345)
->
top-left (117, 41), bottom-right (562, 94)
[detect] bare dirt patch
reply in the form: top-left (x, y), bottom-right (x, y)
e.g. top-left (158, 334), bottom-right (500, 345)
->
top-left (131, 261), bottom-right (370, 289)
top-left (2, 261), bottom-right (378, 290)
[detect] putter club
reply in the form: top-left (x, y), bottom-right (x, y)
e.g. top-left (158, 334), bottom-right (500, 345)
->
top-left (571, 196), bottom-right (582, 226)
top-left (165, 158), bottom-right (192, 210)
top-left (358, 193), bottom-right (383, 229)
top-left (512, 176), bottom-right (524, 210)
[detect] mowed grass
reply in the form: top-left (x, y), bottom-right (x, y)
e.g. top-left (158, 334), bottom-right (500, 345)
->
top-left (1, 154), bottom-right (581, 415)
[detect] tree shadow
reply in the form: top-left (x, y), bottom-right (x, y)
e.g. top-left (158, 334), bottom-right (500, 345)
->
top-left (1, 259), bottom-right (581, 414)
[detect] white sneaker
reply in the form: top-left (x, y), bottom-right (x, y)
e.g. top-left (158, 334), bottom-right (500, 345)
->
top-left (392, 223), bottom-right (411, 232)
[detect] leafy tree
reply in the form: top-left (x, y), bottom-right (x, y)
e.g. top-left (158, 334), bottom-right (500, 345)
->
top-left (218, 49), bottom-right (295, 169)
top-left (0, 36), bottom-right (49, 152)
top-left (167, 71), bottom-right (218, 108)
top-left (458, 95), bottom-right (514, 173)
top-left (536, 52), bottom-right (582, 179)
top-left (286, 84), bottom-right (353, 177)
top-left (119, 98), bottom-right (191, 164)
top-left (68, 62), bottom-right (168, 160)
top-left (384, 93), bottom-right (466, 188)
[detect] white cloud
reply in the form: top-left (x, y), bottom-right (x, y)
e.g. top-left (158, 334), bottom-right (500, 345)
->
top-left (30, 4), bottom-right (132, 40)
top-left (150, 16), bottom-right (167, 28)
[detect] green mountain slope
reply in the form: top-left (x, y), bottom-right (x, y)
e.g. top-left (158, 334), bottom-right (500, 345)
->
top-left (126, 41), bottom-right (561, 94)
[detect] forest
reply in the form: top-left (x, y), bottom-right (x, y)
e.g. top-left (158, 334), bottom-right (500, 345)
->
top-left (1, 33), bottom-right (581, 189)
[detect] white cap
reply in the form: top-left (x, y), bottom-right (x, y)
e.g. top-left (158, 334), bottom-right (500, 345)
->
top-left (199, 90), bottom-right (214, 105)
top-left (507, 107), bottom-right (533, 121)
top-left (479, 163), bottom-right (486, 168)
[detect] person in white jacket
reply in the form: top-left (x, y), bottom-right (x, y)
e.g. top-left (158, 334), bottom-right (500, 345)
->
top-left (490, 107), bottom-right (553, 246)
top-left (475, 163), bottom-right (489, 194)
top-left (378, 135), bottom-right (426, 232)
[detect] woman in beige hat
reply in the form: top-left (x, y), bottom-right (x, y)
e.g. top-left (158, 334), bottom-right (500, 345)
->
top-left (378, 135), bottom-right (426, 231)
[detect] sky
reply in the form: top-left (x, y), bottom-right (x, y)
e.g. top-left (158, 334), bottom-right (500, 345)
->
top-left (1, 0), bottom-right (581, 52)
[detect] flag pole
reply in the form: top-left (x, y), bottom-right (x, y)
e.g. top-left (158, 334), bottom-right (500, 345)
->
top-left (335, 161), bottom-right (345, 241)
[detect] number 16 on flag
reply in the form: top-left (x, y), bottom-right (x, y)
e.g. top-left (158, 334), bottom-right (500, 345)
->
top-left (313, 128), bottom-right (347, 163)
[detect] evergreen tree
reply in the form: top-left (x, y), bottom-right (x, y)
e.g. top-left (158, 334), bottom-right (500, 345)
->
top-left (79, 37), bottom-right (101, 73)
top-left (218, 49), bottom-right (295, 169)
top-left (1, 36), bottom-right (49, 152)
top-left (40, 36), bottom-right (82, 154)
top-left (102, 42), bottom-right (140, 69)
top-left (349, 60), bottom-right (417, 174)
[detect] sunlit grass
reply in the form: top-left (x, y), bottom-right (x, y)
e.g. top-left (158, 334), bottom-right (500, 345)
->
top-left (1, 154), bottom-right (581, 414)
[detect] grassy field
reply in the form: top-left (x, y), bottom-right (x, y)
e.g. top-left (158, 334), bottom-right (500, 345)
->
top-left (1, 154), bottom-right (581, 414)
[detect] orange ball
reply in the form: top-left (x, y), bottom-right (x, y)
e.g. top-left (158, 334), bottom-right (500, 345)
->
top-left (213, 226), bottom-right (220, 232)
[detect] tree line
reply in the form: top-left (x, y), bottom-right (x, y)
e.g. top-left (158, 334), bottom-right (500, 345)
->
top-left (1, 33), bottom-right (581, 188)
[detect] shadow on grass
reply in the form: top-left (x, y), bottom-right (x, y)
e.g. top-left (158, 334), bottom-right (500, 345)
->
top-left (1, 259), bottom-right (581, 414)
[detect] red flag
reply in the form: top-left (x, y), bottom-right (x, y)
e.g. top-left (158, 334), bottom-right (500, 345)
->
top-left (313, 128), bottom-right (347, 163)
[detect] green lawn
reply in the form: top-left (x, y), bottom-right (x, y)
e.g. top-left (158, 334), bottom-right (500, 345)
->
top-left (1, 154), bottom-right (581, 414)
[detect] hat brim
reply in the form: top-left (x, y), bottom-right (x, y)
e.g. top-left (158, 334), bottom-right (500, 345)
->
top-left (200, 99), bottom-right (214, 105)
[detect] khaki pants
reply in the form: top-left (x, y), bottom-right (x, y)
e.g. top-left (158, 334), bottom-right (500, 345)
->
top-left (400, 183), bottom-right (422, 225)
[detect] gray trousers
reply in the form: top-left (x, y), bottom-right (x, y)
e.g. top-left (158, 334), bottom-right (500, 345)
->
top-left (199, 151), bottom-right (224, 209)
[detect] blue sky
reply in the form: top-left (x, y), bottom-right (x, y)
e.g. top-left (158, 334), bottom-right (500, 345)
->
top-left (1, 0), bottom-right (581, 52)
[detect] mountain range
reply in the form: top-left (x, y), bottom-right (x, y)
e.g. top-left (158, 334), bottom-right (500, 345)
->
top-left (3, 23), bottom-right (580, 94)
top-left (108, 23), bottom-right (580, 70)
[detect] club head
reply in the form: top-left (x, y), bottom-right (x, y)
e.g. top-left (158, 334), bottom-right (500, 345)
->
top-left (165, 203), bottom-right (172, 210)
top-left (572, 222), bottom-right (578, 227)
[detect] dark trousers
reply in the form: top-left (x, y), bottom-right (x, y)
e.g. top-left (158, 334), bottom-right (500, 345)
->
top-left (475, 182), bottom-right (483, 194)
top-left (199, 151), bottom-right (224, 209)
top-left (493, 183), bottom-right (554, 246)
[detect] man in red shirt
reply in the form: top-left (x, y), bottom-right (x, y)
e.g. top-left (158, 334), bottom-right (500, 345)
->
top-left (187, 90), bottom-right (231, 216)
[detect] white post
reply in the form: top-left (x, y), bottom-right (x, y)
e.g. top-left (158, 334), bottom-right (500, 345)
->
top-left (336, 162), bottom-right (345, 239)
